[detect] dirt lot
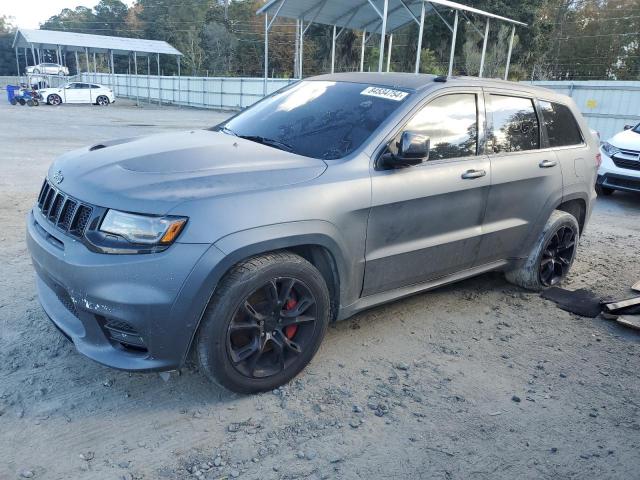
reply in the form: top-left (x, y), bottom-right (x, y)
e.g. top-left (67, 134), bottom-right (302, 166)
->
top-left (1, 99), bottom-right (639, 480)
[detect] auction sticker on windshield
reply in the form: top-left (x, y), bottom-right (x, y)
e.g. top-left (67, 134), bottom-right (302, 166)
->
top-left (360, 86), bottom-right (408, 101)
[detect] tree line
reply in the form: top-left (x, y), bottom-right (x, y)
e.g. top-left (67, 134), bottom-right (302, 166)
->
top-left (0, 0), bottom-right (638, 80)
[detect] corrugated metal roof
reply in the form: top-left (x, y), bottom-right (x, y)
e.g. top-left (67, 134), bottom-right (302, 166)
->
top-left (12, 29), bottom-right (182, 56)
top-left (257, 0), bottom-right (527, 32)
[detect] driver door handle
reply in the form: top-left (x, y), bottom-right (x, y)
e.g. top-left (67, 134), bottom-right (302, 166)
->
top-left (461, 169), bottom-right (486, 179)
top-left (539, 159), bottom-right (557, 168)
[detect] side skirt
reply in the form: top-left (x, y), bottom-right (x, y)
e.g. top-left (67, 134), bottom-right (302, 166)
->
top-left (336, 260), bottom-right (509, 321)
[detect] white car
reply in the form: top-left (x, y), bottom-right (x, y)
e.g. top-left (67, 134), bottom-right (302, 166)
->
top-left (597, 123), bottom-right (640, 195)
top-left (26, 63), bottom-right (69, 76)
top-left (40, 82), bottom-right (115, 106)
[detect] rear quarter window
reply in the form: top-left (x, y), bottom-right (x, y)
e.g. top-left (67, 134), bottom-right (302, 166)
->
top-left (487, 94), bottom-right (540, 153)
top-left (539, 101), bottom-right (584, 147)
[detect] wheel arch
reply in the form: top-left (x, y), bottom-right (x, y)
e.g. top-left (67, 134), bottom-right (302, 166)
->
top-left (177, 221), bottom-right (354, 366)
top-left (557, 197), bottom-right (587, 234)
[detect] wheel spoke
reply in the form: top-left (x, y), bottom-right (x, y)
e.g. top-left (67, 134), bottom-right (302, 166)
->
top-left (229, 322), bottom-right (260, 334)
top-left (247, 337), bottom-right (268, 376)
top-left (281, 296), bottom-right (315, 318)
top-left (264, 280), bottom-right (278, 306)
top-left (277, 278), bottom-right (293, 304)
top-left (229, 337), bottom-right (260, 365)
top-left (243, 300), bottom-right (264, 322)
top-left (280, 314), bottom-right (315, 328)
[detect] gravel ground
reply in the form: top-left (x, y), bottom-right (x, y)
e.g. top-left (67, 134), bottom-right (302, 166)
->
top-left (1, 99), bottom-right (639, 480)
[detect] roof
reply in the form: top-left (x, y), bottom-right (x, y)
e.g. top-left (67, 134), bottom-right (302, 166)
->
top-left (307, 72), bottom-right (566, 98)
top-left (258, 0), bottom-right (527, 33)
top-left (12, 29), bottom-right (182, 56)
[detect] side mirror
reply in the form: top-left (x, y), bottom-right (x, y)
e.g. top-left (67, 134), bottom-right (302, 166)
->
top-left (623, 124), bottom-right (634, 131)
top-left (383, 131), bottom-right (430, 168)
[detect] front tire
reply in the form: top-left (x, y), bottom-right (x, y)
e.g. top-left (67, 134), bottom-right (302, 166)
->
top-left (196, 251), bottom-right (330, 394)
top-left (505, 210), bottom-right (579, 291)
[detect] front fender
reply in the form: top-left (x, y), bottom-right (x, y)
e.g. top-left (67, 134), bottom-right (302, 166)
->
top-left (175, 220), bottom-right (363, 365)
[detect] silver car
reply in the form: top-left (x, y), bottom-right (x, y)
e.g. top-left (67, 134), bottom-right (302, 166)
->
top-left (26, 62), bottom-right (69, 76)
top-left (26, 73), bottom-right (598, 393)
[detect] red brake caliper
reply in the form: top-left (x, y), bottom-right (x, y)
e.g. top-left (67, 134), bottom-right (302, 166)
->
top-left (283, 295), bottom-right (298, 339)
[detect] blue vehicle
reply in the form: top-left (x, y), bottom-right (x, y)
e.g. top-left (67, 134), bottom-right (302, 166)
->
top-left (10, 84), bottom-right (42, 106)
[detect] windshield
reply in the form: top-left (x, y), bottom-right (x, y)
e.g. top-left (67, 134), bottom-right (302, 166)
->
top-left (217, 81), bottom-right (411, 160)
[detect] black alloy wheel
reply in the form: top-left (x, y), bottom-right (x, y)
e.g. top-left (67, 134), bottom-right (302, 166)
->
top-left (227, 277), bottom-right (317, 379)
top-left (539, 225), bottom-right (577, 287)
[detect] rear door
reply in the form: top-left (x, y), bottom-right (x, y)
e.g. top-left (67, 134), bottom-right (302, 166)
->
top-left (475, 90), bottom-right (563, 265)
top-left (364, 89), bottom-right (491, 295)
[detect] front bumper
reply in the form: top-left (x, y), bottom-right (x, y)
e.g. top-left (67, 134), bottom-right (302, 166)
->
top-left (598, 147), bottom-right (640, 193)
top-left (26, 207), bottom-right (219, 371)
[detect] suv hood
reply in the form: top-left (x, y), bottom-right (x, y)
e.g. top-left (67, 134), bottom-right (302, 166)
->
top-left (48, 130), bottom-right (327, 214)
top-left (608, 128), bottom-right (640, 150)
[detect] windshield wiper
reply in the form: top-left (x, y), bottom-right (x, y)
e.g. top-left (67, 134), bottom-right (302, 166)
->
top-left (237, 135), bottom-right (294, 153)
top-left (219, 126), bottom-right (238, 136)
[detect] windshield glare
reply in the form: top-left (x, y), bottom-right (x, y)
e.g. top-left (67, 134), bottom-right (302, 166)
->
top-left (218, 81), bottom-right (410, 160)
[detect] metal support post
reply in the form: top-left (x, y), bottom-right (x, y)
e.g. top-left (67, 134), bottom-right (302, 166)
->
top-left (479, 19), bottom-right (489, 77)
top-left (415, 1), bottom-right (425, 73)
top-left (378, 0), bottom-right (388, 72)
top-left (504, 25), bottom-right (516, 80)
top-left (448, 10), bottom-right (459, 76)
top-left (331, 25), bottom-right (337, 74)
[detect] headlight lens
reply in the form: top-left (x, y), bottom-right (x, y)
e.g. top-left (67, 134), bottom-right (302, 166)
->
top-left (601, 142), bottom-right (620, 157)
top-left (99, 210), bottom-right (187, 245)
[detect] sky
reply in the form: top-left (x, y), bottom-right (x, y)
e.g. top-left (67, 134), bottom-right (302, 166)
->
top-left (2, 0), bottom-right (135, 29)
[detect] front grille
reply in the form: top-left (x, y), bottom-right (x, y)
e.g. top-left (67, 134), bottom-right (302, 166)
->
top-left (37, 179), bottom-right (93, 238)
top-left (612, 157), bottom-right (640, 171)
top-left (612, 148), bottom-right (640, 171)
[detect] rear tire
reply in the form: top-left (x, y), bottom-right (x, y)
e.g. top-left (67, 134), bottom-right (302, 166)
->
top-left (595, 184), bottom-right (614, 196)
top-left (10, 98), bottom-right (16, 105)
top-left (96, 95), bottom-right (110, 106)
top-left (18, 98), bottom-right (25, 105)
top-left (505, 210), bottom-right (579, 291)
top-left (196, 251), bottom-right (330, 394)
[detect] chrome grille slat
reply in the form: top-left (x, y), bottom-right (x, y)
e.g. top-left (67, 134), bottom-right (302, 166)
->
top-left (36, 179), bottom-right (94, 238)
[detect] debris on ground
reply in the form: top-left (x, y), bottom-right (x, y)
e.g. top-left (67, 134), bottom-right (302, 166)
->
top-left (540, 287), bottom-right (602, 317)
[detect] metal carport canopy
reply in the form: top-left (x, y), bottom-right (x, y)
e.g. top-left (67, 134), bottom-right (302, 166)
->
top-left (258, 0), bottom-right (526, 34)
top-left (12, 29), bottom-right (182, 56)
top-left (258, 0), bottom-right (527, 92)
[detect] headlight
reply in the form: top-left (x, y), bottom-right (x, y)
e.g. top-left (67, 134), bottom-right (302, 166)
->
top-left (99, 210), bottom-right (187, 245)
top-left (601, 142), bottom-right (620, 157)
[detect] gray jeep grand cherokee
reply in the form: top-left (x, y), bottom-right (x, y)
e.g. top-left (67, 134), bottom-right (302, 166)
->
top-left (27, 73), bottom-right (598, 393)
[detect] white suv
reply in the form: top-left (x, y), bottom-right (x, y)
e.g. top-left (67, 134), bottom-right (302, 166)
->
top-left (597, 123), bottom-right (640, 196)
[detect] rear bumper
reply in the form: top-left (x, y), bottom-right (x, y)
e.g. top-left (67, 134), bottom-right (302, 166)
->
top-left (26, 207), bottom-right (221, 371)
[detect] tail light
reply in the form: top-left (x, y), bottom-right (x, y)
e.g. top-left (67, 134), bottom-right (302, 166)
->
top-left (595, 153), bottom-right (602, 169)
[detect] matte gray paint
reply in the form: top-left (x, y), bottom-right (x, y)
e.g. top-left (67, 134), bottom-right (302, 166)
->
top-left (28, 73), bottom-right (598, 372)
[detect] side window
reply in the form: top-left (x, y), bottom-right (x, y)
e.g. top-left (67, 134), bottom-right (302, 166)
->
top-left (539, 101), bottom-right (583, 147)
top-left (402, 93), bottom-right (478, 160)
top-left (91, 84), bottom-right (100, 89)
top-left (488, 95), bottom-right (540, 153)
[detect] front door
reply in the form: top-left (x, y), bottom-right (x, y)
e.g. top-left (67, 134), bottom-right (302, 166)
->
top-left (363, 90), bottom-right (491, 296)
top-left (476, 91), bottom-right (564, 264)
